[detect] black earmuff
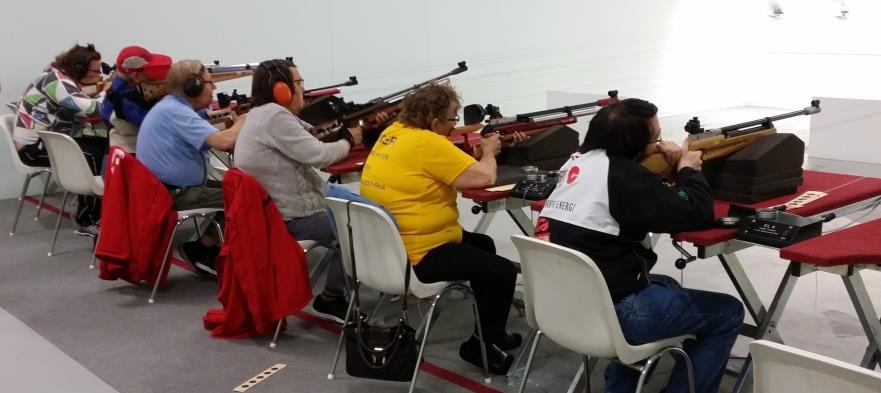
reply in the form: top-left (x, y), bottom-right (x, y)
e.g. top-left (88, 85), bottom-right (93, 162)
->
top-left (183, 74), bottom-right (205, 98)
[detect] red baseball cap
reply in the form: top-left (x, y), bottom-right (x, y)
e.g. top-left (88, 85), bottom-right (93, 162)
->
top-left (116, 46), bottom-right (172, 81)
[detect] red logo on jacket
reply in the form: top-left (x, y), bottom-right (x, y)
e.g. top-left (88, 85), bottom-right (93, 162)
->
top-left (566, 166), bottom-right (580, 184)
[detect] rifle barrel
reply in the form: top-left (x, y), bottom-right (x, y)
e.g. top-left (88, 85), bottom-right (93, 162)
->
top-left (720, 100), bottom-right (821, 134)
top-left (304, 76), bottom-right (358, 94)
top-left (206, 63), bottom-right (260, 73)
top-left (374, 61), bottom-right (468, 103)
top-left (490, 90), bottom-right (618, 126)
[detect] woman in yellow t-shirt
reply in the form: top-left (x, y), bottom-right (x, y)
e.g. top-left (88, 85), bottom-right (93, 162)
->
top-left (360, 84), bottom-right (521, 375)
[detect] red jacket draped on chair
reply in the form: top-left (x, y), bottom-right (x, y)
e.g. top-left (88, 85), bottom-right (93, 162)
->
top-left (95, 147), bottom-right (178, 285)
top-left (203, 168), bottom-right (312, 338)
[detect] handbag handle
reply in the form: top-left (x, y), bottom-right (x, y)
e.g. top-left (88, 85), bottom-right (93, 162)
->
top-left (345, 201), bottom-right (413, 358)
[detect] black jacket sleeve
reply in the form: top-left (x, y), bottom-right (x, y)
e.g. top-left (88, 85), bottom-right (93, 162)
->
top-left (607, 159), bottom-right (715, 235)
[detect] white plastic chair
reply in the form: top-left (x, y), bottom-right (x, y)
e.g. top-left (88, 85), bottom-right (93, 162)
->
top-left (750, 340), bottom-right (881, 393)
top-left (510, 235), bottom-right (696, 393)
top-left (324, 197), bottom-right (492, 393)
top-left (36, 130), bottom-right (104, 257)
top-left (1, 114), bottom-right (51, 235)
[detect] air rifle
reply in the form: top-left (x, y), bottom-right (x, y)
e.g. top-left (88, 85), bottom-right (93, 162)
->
top-left (310, 61), bottom-right (469, 145)
top-left (457, 91), bottom-right (619, 157)
top-left (140, 60), bottom-right (258, 100)
top-left (641, 100), bottom-right (822, 180)
top-left (303, 76), bottom-right (358, 100)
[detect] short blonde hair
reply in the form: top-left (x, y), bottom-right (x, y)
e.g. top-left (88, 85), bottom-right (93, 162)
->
top-left (165, 59), bottom-right (204, 96)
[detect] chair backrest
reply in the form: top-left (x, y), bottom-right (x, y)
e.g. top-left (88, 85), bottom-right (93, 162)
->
top-left (326, 197), bottom-right (448, 298)
top-left (511, 235), bottom-right (630, 359)
top-left (324, 197), bottom-right (356, 278)
top-left (331, 198), bottom-right (410, 295)
top-left (36, 130), bottom-right (101, 196)
top-left (750, 340), bottom-right (881, 393)
top-left (1, 114), bottom-right (39, 173)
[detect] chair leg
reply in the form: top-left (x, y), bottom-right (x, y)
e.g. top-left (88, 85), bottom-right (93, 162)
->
top-left (582, 356), bottom-right (591, 393)
top-left (368, 293), bottom-right (389, 325)
top-left (48, 191), bottom-right (70, 257)
top-left (11, 172), bottom-right (35, 236)
top-left (517, 330), bottom-right (542, 393)
top-left (270, 318), bottom-right (285, 349)
top-left (464, 286), bottom-right (492, 384)
top-left (408, 294), bottom-right (442, 393)
top-left (328, 287), bottom-right (358, 379)
top-left (148, 224), bottom-right (183, 304)
top-left (34, 170), bottom-right (51, 220)
top-left (668, 347), bottom-right (696, 393)
top-left (634, 353), bottom-right (662, 393)
top-left (191, 216), bottom-right (202, 239)
top-left (89, 228), bottom-right (101, 269)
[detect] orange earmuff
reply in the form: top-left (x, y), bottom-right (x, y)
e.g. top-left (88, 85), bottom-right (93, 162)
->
top-left (272, 81), bottom-right (293, 107)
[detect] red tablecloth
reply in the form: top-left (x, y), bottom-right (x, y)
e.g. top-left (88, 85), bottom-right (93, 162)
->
top-left (530, 171), bottom-right (881, 247)
top-left (780, 218), bottom-right (881, 267)
top-left (674, 171), bottom-right (881, 246)
top-left (322, 147), bottom-right (370, 176)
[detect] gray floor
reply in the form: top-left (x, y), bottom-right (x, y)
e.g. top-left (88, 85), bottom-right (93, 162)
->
top-left (2, 106), bottom-right (881, 393)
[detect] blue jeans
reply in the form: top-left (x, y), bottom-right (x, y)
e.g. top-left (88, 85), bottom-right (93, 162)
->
top-left (605, 275), bottom-right (744, 393)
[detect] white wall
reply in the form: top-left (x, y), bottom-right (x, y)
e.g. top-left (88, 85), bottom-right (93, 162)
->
top-left (1, 0), bottom-right (879, 198)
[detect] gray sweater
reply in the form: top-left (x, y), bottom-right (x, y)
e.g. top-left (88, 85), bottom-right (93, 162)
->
top-left (235, 103), bottom-right (351, 219)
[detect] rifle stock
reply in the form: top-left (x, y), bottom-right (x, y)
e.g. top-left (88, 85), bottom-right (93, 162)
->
top-left (641, 100), bottom-right (821, 180)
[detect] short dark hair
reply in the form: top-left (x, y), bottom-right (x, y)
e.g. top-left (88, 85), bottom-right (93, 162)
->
top-left (579, 98), bottom-right (658, 159)
top-left (251, 58), bottom-right (297, 108)
top-left (397, 84), bottom-right (461, 130)
top-left (52, 43), bottom-right (101, 81)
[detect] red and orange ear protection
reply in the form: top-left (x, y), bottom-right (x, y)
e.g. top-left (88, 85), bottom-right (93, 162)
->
top-left (261, 60), bottom-right (294, 107)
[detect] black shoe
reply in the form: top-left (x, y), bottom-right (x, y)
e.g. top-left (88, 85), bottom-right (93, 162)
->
top-left (459, 337), bottom-right (514, 375)
top-left (312, 295), bottom-right (349, 324)
top-left (495, 332), bottom-right (523, 351)
top-left (178, 241), bottom-right (218, 276)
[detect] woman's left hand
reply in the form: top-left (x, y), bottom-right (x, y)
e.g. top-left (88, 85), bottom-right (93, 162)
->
top-left (503, 131), bottom-right (529, 147)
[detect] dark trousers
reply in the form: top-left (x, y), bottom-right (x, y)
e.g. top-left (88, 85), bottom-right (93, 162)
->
top-left (414, 230), bottom-right (517, 344)
top-left (285, 212), bottom-right (346, 294)
top-left (19, 136), bottom-right (106, 227)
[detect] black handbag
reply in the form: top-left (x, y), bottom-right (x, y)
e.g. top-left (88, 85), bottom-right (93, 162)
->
top-left (343, 201), bottom-right (419, 382)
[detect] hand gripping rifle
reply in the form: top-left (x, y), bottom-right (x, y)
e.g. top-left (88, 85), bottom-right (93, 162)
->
top-left (641, 100), bottom-right (822, 180)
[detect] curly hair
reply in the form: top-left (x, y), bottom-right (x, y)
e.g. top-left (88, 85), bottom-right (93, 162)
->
top-left (397, 84), bottom-right (461, 130)
top-left (52, 43), bottom-right (101, 81)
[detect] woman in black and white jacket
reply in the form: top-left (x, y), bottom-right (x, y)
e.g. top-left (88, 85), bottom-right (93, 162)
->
top-left (536, 98), bottom-right (744, 393)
